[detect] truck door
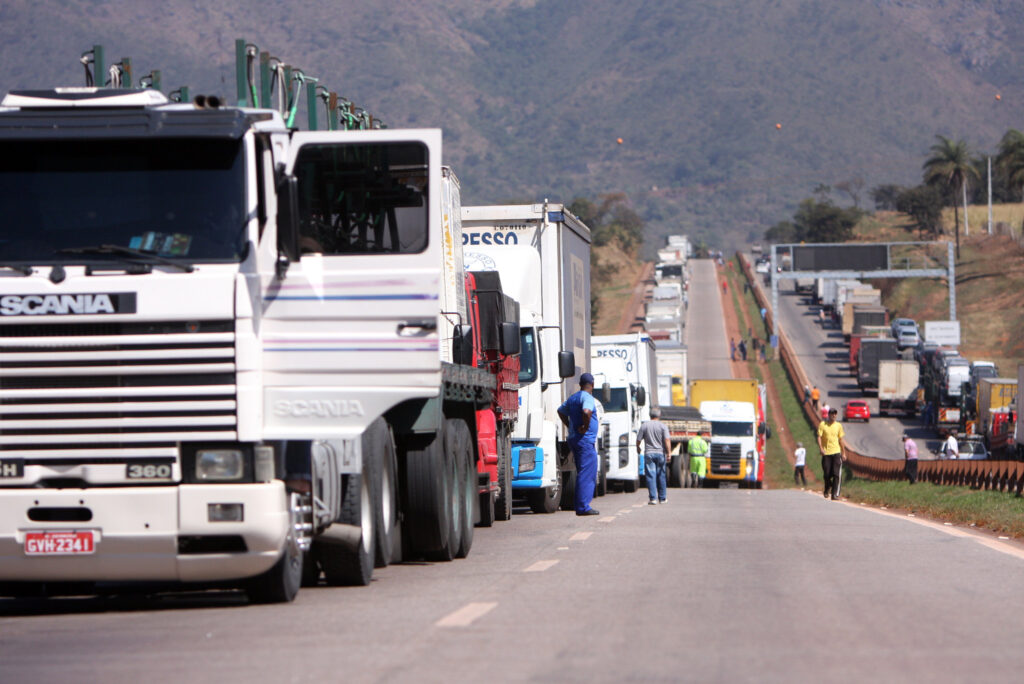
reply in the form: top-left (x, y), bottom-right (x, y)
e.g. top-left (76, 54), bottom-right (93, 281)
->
top-left (261, 130), bottom-right (443, 438)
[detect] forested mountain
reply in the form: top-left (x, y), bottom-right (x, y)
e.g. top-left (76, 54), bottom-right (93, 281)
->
top-left (4, 0), bottom-right (1024, 254)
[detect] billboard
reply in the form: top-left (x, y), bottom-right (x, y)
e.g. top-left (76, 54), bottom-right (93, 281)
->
top-left (924, 321), bottom-right (960, 346)
top-left (792, 245), bottom-right (888, 271)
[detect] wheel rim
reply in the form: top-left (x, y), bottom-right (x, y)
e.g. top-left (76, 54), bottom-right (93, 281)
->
top-left (380, 457), bottom-right (394, 534)
top-left (360, 477), bottom-right (373, 553)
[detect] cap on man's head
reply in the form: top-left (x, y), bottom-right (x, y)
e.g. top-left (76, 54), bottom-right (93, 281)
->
top-left (579, 372), bottom-right (594, 386)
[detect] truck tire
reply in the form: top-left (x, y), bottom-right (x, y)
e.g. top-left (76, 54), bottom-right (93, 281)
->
top-left (405, 430), bottom-right (451, 558)
top-left (596, 449), bottom-right (608, 497)
top-left (560, 469), bottom-right (577, 511)
top-left (450, 419), bottom-right (476, 559)
top-left (426, 422), bottom-right (462, 562)
top-left (529, 478), bottom-right (561, 514)
top-left (669, 453), bottom-right (683, 488)
top-left (300, 550), bottom-right (320, 587)
top-left (494, 428), bottom-right (513, 521)
top-left (321, 470), bottom-right (377, 586)
top-left (624, 478), bottom-right (638, 493)
top-left (246, 503), bottom-right (304, 603)
top-left (364, 419), bottom-right (398, 568)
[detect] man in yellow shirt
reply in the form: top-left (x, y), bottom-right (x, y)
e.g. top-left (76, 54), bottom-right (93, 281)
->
top-left (817, 408), bottom-right (846, 500)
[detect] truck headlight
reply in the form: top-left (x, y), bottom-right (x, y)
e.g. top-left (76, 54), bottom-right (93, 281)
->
top-left (746, 451), bottom-right (755, 475)
top-left (196, 449), bottom-right (245, 481)
top-left (619, 434), bottom-right (630, 467)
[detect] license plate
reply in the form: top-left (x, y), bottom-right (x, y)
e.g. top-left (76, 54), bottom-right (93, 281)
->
top-left (25, 530), bottom-right (96, 556)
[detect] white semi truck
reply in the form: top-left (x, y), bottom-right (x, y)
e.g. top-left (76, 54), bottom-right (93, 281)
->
top-left (462, 204), bottom-right (590, 512)
top-left (0, 88), bottom-right (494, 601)
top-left (591, 333), bottom-right (659, 492)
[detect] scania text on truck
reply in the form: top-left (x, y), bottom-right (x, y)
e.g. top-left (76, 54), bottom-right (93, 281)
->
top-left (462, 204), bottom-right (590, 512)
top-left (0, 87), bottom-right (497, 601)
top-left (688, 379), bottom-right (767, 488)
top-left (590, 333), bottom-right (659, 492)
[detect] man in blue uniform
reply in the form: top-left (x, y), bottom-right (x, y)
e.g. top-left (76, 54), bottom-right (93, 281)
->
top-left (557, 372), bottom-right (600, 516)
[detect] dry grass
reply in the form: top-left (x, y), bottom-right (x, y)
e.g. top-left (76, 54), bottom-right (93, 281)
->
top-left (592, 242), bottom-right (646, 335)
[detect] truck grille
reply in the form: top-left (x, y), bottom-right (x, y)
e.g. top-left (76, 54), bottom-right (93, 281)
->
top-left (709, 443), bottom-right (741, 475)
top-left (0, 321), bottom-right (237, 460)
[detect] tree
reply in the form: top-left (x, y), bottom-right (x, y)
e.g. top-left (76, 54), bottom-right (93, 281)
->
top-left (871, 184), bottom-right (905, 211)
top-left (995, 129), bottom-right (1024, 201)
top-left (835, 176), bottom-right (866, 209)
top-left (922, 135), bottom-right (978, 259)
top-left (762, 198), bottom-right (858, 244)
top-left (894, 185), bottom-right (943, 239)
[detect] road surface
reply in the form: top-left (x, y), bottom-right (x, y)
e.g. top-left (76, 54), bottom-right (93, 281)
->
top-left (686, 259), bottom-right (732, 380)
top-left (754, 268), bottom-right (936, 459)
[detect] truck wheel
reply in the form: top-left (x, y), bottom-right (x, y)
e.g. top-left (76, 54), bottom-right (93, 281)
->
top-left (494, 429), bottom-right (513, 521)
top-left (426, 423), bottom-right (462, 562)
top-left (322, 470), bottom-right (377, 586)
top-left (405, 430), bottom-right (451, 558)
top-left (560, 469), bottom-right (577, 511)
top-left (450, 419), bottom-right (476, 559)
top-left (624, 478), bottom-right (638, 493)
top-left (596, 450), bottom-right (608, 497)
top-left (529, 478), bottom-right (561, 514)
top-left (246, 497), bottom-right (305, 603)
top-left (300, 550), bottom-right (320, 587)
top-left (364, 419), bottom-right (398, 568)
top-left (669, 454), bottom-right (682, 488)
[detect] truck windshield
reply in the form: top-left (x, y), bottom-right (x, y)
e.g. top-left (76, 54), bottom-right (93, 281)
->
top-left (711, 421), bottom-right (753, 437)
top-left (603, 388), bottom-right (629, 412)
top-left (0, 138), bottom-right (247, 263)
top-left (519, 328), bottom-right (538, 384)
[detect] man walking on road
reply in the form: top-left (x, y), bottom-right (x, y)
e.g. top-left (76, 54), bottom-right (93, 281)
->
top-left (793, 442), bottom-right (807, 487)
top-left (942, 430), bottom-right (959, 460)
top-left (811, 386), bottom-right (820, 412)
top-left (557, 373), bottom-right (600, 516)
top-left (730, 337), bottom-right (737, 361)
top-left (637, 408), bottom-right (671, 505)
top-left (688, 430), bottom-right (709, 488)
top-left (817, 408), bottom-right (845, 500)
top-left (903, 434), bottom-right (919, 484)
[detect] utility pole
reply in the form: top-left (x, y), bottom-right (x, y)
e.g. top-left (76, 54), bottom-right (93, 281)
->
top-left (988, 156), bottom-right (993, 235)
top-left (962, 180), bottom-right (969, 236)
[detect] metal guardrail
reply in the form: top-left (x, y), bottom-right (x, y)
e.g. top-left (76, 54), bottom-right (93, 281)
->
top-left (736, 252), bottom-right (1022, 496)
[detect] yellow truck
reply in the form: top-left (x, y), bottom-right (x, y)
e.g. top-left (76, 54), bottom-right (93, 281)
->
top-left (688, 379), bottom-right (767, 488)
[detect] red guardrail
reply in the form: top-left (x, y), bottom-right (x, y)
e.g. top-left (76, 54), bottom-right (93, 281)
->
top-left (736, 252), bottom-right (1023, 496)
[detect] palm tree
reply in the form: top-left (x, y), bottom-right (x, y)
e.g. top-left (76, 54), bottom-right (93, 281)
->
top-left (923, 135), bottom-right (978, 259)
top-left (995, 129), bottom-right (1024, 200)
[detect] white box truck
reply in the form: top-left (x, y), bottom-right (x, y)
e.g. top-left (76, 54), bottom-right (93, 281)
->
top-left (0, 88), bottom-right (495, 601)
top-left (655, 343), bottom-right (688, 407)
top-left (462, 204), bottom-right (590, 512)
top-left (591, 333), bottom-right (659, 491)
top-left (877, 360), bottom-right (920, 416)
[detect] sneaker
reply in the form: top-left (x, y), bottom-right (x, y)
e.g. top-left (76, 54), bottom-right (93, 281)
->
top-left (648, 500), bottom-right (657, 506)
top-left (824, 491), bottom-right (829, 499)
top-left (659, 498), bottom-right (667, 504)
top-left (576, 509), bottom-right (600, 516)
top-left (831, 494), bottom-right (838, 500)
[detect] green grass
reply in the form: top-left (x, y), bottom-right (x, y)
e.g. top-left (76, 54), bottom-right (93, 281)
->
top-left (839, 479), bottom-right (1024, 538)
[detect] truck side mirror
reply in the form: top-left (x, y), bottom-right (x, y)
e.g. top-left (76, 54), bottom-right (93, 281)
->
top-left (500, 321), bottom-right (521, 356)
top-left (558, 351), bottom-right (575, 379)
top-left (275, 173), bottom-right (300, 279)
top-left (602, 383), bottom-right (612, 404)
top-left (636, 386), bottom-right (647, 407)
top-left (453, 324), bottom-right (474, 366)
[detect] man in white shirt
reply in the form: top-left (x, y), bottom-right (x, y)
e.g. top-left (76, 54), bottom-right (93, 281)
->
top-left (943, 431), bottom-right (959, 459)
top-left (793, 442), bottom-right (807, 486)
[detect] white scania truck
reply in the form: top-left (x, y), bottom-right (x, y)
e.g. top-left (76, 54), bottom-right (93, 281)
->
top-left (590, 333), bottom-right (658, 491)
top-left (462, 204), bottom-right (590, 512)
top-left (0, 88), bottom-right (495, 601)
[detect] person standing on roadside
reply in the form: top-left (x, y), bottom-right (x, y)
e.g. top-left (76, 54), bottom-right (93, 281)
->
top-left (738, 339), bottom-right (747, 361)
top-left (943, 430), bottom-right (959, 460)
top-left (903, 433), bottom-right (919, 484)
top-left (793, 442), bottom-right (807, 487)
top-left (687, 430), bottom-right (710, 488)
top-left (730, 337), bottom-right (737, 362)
top-left (637, 408), bottom-right (672, 505)
top-left (557, 373), bottom-right (600, 516)
top-left (803, 384), bottom-right (811, 406)
top-left (811, 386), bottom-right (820, 412)
top-left (817, 408), bottom-right (846, 500)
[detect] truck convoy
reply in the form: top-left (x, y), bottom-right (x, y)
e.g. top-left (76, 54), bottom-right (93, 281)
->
top-left (590, 333), bottom-right (659, 492)
top-left (462, 204), bottom-right (591, 512)
top-left (688, 379), bottom-right (767, 488)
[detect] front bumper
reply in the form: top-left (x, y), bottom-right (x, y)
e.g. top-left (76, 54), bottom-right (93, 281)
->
top-left (0, 483), bottom-right (289, 583)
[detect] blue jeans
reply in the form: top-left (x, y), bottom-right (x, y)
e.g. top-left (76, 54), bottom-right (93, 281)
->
top-left (571, 438), bottom-right (597, 513)
top-left (644, 452), bottom-right (667, 502)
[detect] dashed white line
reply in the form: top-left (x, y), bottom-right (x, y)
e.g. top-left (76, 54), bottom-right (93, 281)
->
top-left (557, 546), bottom-right (569, 550)
top-left (570, 531), bottom-right (592, 541)
top-left (524, 560), bottom-right (559, 573)
top-left (436, 602), bottom-right (498, 627)
top-left (632, 504), bottom-right (645, 508)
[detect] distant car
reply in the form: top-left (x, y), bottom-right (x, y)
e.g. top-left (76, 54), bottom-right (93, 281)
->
top-left (957, 438), bottom-right (988, 460)
top-left (891, 317), bottom-right (916, 335)
top-left (844, 400), bottom-right (870, 422)
top-left (896, 329), bottom-right (920, 350)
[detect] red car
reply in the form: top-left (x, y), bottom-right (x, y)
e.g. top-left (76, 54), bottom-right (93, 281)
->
top-left (844, 400), bottom-right (870, 423)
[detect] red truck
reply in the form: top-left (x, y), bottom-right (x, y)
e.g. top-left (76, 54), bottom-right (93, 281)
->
top-left (464, 271), bottom-right (521, 524)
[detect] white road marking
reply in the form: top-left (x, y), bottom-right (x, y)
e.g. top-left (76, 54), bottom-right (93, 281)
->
top-left (557, 546), bottom-right (569, 550)
top-left (524, 560), bottom-right (559, 573)
top-left (570, 531), bottom-right (592, 541)
top-left (632, 504), bottom-right (645, 508)
top-left (598, 516), bottom-right (616, 523)
top-left (436, 602), bottom-right (497, 628)
top-left (619, 507), bottom-right (633, 514)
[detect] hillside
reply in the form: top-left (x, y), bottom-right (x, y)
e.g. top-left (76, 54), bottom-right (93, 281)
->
top-left (853, 209), bottom-right (1024, 373)
top-left (5, 1), bottom-right (1024, 253)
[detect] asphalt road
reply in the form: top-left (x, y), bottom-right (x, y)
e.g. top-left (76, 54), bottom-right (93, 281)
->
top-left (685, 259), bottom-right (732, 380)
top-left (754, 269), bottom-right (937, 459)
top-left (4, 489), bottom-right (1024, 683)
